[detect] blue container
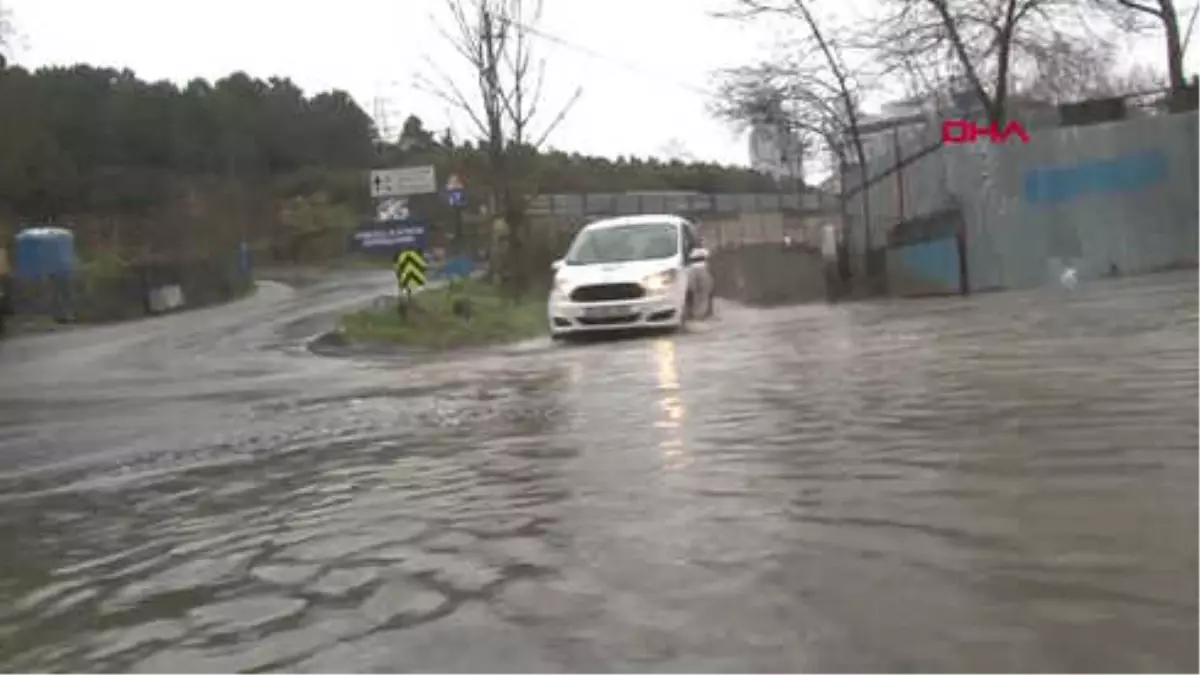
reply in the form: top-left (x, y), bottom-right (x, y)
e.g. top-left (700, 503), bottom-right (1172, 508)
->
top-left (14, 227), bottom-right (77, 279)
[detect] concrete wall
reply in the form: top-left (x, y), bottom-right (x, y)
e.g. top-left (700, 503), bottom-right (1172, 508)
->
top-left (694, 211), bottom-right (834, 248)
top-left (528, 191), bottom-right (836, 217)
top-left (532, 210), bottom-right (831, 253)
top-left (709, 243), bottom-right (831, 306)
top-left (846, 111), bottom-right (1199, 291)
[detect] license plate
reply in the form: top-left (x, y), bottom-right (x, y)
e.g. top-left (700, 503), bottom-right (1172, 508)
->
top-left (583, 305), bottom-right (631, 319)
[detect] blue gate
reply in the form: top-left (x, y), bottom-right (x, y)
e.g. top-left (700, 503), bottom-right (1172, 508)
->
top-left (884, 208), bottom-right (965, 297)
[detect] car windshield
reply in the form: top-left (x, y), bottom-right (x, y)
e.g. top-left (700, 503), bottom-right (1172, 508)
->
top-left (564, 222), bottom-right (679, 265)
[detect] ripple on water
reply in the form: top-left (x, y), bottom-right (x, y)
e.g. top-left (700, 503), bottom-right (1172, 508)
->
top-left (0, 273), bottom-right (1195, 673)
top-left (102, 553), bottom-right (256, 612)
top-left (188, 595), bottom-right (309, 636)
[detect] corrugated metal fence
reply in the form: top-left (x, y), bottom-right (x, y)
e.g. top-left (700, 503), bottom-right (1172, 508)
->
top-left (844, 107), bottom-right (1198, 292)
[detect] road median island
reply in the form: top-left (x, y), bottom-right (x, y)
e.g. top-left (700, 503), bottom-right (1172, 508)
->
top-left (337, 278), bottom-right (545, 350)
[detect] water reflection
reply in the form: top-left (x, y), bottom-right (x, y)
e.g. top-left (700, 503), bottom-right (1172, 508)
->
top-left (0, 273), bottom-right (1194, 672)
top-left (652, 338), bottom-right (689, 470)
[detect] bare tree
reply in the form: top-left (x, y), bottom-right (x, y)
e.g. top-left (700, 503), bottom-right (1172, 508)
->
top-left (0, 1), bottom-right (12, 69)
top-left (658, 138), bottom-right (698, 163)
top-left (713, 64), bottom-right (847, 191)
top-left (1021, 39), bottom-right (1170, 101)
top-left (714, 0), bottom-right (876, 270)
top-left (1105, 62), bottom-right (1174, 92)
top-left (1092, 0), bottom-right (1193, 90)
top-left (864, 0), bottom-right (1104, 123)
top-left (417, 0), bottom-right (581, 293)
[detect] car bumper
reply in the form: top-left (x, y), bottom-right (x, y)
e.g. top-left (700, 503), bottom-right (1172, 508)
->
top-left (548, 292), bottom-right (684, 335)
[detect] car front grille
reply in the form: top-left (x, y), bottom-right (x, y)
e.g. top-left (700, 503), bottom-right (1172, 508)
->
top-left (570, 283), bottom-right (645, 303)
top-left (577, 314), bottom-right (641, 326)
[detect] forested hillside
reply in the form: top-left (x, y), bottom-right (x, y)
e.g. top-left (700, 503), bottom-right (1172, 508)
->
top-left (0, 64), bottom-right (778, 263)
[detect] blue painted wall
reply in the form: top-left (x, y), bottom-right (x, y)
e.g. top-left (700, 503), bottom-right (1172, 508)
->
top-left (1022, 150), bottom-right (1168, 205)
top-left (887, 237), bottom-right (961, 295)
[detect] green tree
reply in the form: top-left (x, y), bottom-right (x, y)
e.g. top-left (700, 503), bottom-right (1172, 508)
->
top-left (0, 58), bottom-right (795, 266)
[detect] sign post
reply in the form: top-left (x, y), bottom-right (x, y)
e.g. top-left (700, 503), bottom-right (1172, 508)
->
top-left (357, 166), bottom-right (437, 311)
top-left (395, 249), bottom-right (427, 301)
top-left (445, 173), bottom-right (467, 255)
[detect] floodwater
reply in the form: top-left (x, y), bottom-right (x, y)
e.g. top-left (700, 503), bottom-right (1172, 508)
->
top-left (0, 269), bottom-right (1195, 672)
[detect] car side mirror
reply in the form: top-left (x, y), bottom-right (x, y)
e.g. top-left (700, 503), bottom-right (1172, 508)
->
top-left (551, 259), bottom-right (564, 271)
top-left (687, 248), bottom-right (709, 264)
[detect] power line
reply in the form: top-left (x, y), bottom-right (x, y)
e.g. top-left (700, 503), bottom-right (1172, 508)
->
top-left (372, 5), bottom-right (743, 160)
top-left (449, 0), bottom-right (716, 98)
top-left (508, 20), bottom-right (715, 97)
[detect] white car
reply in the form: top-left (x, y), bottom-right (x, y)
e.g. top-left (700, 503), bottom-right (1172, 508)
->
top-left (547, 214), bottom-right (715, 339)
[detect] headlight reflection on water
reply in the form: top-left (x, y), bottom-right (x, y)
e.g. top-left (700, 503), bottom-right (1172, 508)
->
top-left (652, 338), bottom-right (690, 469)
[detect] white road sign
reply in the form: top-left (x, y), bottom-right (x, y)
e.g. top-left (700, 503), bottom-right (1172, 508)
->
top-left (375, 197), bottom-right (410, 221)
top-left (369, 166), bottom-right (436, 198)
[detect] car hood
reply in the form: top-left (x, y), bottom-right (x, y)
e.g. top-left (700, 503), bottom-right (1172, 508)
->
top-left (556, 258), bottom-right (678, 288)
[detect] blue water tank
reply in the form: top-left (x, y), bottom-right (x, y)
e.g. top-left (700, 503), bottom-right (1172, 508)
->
top-left (14, 227), bottom-right (77, 279)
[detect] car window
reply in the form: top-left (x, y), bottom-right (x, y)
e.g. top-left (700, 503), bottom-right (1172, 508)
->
top-left (565, 222), bottom-right (680, 265)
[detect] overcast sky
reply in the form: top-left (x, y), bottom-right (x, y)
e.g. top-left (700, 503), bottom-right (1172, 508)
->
top-left (5, 0), bottom-right (1197, 167)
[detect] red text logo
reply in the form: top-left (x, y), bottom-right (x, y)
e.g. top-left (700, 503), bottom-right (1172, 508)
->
top-left (941, 120), bottom-right (1030, 145)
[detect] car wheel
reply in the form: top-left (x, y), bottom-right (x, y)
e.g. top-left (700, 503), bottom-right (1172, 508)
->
top-left (681, 291), bottom-right (695, 327)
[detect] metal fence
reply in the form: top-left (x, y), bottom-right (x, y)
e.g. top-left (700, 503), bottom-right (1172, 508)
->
top-left (843, 107), bottom-right (1198, 293)
top-left (527, 191), bottom-right (836, 217)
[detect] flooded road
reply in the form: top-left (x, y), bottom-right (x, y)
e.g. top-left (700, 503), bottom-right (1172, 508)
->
top-left (0, 269), bottom-right (1195, 672)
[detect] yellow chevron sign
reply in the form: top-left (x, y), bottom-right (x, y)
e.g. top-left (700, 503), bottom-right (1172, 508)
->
top-left (395, 249), bottom-right (427, 290)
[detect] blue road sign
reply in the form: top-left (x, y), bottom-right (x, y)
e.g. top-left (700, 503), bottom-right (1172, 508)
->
top-left (350, 219), bottom-right (428, 253)
top-left (447, 188), bottom-right (466, 207)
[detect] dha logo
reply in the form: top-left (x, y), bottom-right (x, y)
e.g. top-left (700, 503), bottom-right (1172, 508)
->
top-left (942, 120), bottom-right (1030, 145)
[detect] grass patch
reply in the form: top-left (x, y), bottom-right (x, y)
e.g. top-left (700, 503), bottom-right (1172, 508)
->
top-left (340, 278), bottom-right (545, 349)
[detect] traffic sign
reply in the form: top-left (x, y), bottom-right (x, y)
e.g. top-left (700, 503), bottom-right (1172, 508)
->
top-left (376, 197), bottom-right (410, 221)
top-left (395, 249), bottom-right (427, 290)
top-left (350, 220), bottom-right (428, 252)
top-left (370, 166), bottom-right (436, 198)
top-left (445, 173), bottom-right (466, 207)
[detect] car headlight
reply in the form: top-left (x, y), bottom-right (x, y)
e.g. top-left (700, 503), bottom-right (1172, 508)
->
top-left (642, 269), bottom-right (678, 293)
top-left (553, 276), bottom-right (572, 296)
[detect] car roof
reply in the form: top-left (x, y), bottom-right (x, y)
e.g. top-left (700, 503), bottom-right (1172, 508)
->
top-left (581, 214), bottom-right (688, 231)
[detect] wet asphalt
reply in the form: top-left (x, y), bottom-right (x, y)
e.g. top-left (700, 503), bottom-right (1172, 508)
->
top-left (0, 268), bottom-right (1195, 673)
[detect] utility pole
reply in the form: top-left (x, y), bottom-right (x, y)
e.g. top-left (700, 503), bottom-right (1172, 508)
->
top-left (373, 96), bottom-right (393, 157)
